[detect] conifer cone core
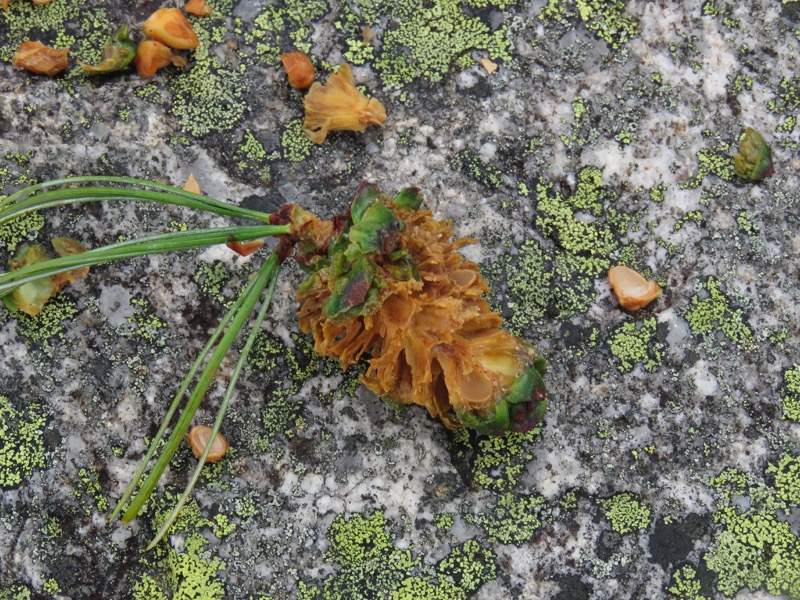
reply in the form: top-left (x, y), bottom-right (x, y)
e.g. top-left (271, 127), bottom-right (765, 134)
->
top-left (289, 185), bottom-right (547, 435)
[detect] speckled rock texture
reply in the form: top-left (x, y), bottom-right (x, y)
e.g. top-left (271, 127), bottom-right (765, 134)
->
top-left (1, 1), bottom-right (800, 599)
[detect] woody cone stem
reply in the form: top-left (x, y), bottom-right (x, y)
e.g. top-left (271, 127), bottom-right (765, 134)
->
top-left (278, 183), bottom-right (547, 435)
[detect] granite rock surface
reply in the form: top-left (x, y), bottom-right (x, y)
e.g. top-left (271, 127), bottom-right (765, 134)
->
top-left (1, 1), bottom-right (800, 599)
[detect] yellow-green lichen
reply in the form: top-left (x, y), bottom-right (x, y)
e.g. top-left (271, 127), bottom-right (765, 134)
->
top-left (484, 168), bottom-right (634, 329)
top-left (540, 0), bottom-right (639, 49)
top-left (128, 298), bottom-right (167, 346)
top-left (0, 584), bottom-right (33, 600)
top-left (559, 490), bottom-right (578, 511)
top-left (307, 511), bottom-right (416, 597)
top-left (434, 512), bottom-right (455, 531)
top-left (303, 511), bottom-right (497, 598)
top-left (467, 491), bottom-right (548, 544)
top-left (779, 366), bottom-right (800, 422)
top-left (234, 130), bottom-right (272, 182)
top-left (685, 277), bottom-right (752, 346)
top-left (368, 0), bottom-right (512, 88)
top-left (667, 564), bottom-right (709, 599)
top-left (0, 212), bottom-right (45, 253)
top-left (0, 395), bottom-right (48, 488)
top-left (13, 292), bottom-right (79, 352)
top-left (608, 317), bottom-right (664, 372)
top-left (468, 428), bottom-right (540, 493)
top-left (391, 578), bottom-right (465, 600)
top-left (436, 539), bottom-right (497, 593)
top-left (246, 0), bottom-right (328, 64)
top-left (251, 331), bottom-right (362, 444)
top-left (281, 118), bottom-right (313, 163)
top-left (705, 462), bottom-right (800, 598)
top-left (164, 13), bottom-right (246, 137)
top-left (193, 260), bottom-right (235, 307)
top-left (450, 149), bottom-right (504, 190)
top-left (42, 579), bottom-right (60, 595)
top-left (600, 492), bottom-right (651, 534)
top-left (534, 167), bottom-right (632, 315)
top-left (131, 494), bottom-right (228, 600)
top-left (766, 453), bottom-right (800, 505)
top-left (74, 467), bottom-right (109, 516)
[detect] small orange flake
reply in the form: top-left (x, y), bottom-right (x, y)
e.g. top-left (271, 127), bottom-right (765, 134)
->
top-left (480, 58), bottom-right (498, 75)
top-left (608, 265), bottom-right (663, 310)
top-left (185, 0), bottom-right (212, 17)
top-left (31, 0), bottom-right (52, 5)
top-left (135, 40), bottom-right (177, 78)
top-left (182, 173), bottom-right (201, 194)
top-left (226, 239), bottom-right (265, 257)
top-left (0, 0), bottom-right (15, 9)
top-left (142, 8), bottom-right (199, 50)
top-left (281, 51), bottom-right (315, 90)
top-left (12, 40), bottom-right (69, 76)
top-left (302, 63), bottom-right (387, 145)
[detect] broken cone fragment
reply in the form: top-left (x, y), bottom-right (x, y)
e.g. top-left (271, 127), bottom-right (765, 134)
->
top-left (284, 184), bottom-right (548, 435)
top-left (302, 64), bottom-right (386, 144)
top-left (608, 265), bottom-right (662, 310)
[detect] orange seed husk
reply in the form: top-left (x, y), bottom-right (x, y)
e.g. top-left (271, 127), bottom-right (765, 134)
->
top-left (135, 39), bottom-right (177, 78)
top-left (281, 51), bottom-right (316, 90)
top-left (186, 425), bottom-right (229, 462)
top-left (12, 40), bottom-right (69, 76)
top-left (608, 265), bottom-right (663, 310)
top-left (302, 63), bottom-right (387, 144)
top-left (31, 0), bottom-right (52, 5)
top-left (142, 8), bottom-right (199, 50)
top-left (185, 0), bottom-right (212, 17)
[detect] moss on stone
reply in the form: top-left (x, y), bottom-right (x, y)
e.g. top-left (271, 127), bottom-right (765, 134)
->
top-left (608, 317), bottom-right (664, 372)
top-left (0, 395), bottom-right (48, 488)
top-left (600, 492), bottom-right (651, 534)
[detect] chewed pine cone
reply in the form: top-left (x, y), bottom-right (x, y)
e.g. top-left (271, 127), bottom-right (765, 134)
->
top-left (276, 183), bottom-right (547, 435)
